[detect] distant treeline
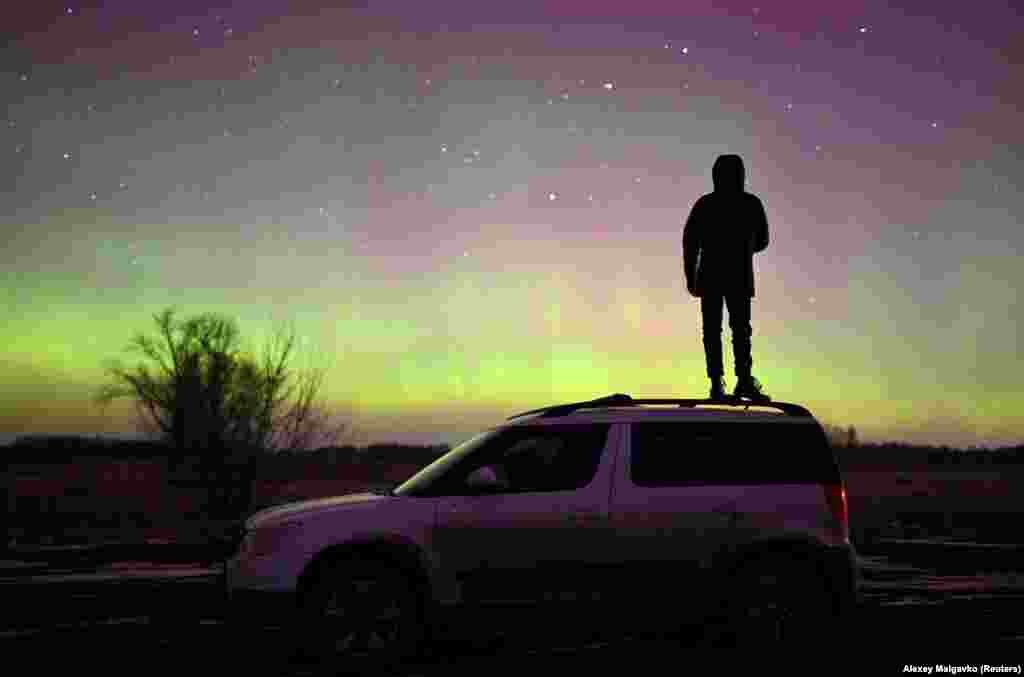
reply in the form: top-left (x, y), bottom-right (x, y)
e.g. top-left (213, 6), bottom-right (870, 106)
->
top-left (836, 442), bottom-right (1024, 469)
top-left (2, 435), bottom-right (451, 469)
top-left (4, 434), bottom-right (1022, 470)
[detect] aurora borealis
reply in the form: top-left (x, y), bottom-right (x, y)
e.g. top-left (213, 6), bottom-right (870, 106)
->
top-left (3, 1), bottom-right (1022, 448)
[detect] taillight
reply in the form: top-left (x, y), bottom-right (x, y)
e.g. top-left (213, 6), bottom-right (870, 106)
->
top-left (823, 483), bottom-right (849, 543)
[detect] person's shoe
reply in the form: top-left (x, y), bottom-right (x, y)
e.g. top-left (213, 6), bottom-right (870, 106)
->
top-left (709, 377), bottom-right (727, 400)
top-left (734, 375), bottom-right (770, 402)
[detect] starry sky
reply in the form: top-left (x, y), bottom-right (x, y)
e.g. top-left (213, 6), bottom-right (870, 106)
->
top-left (3, 0), bottom-right (1022, 449)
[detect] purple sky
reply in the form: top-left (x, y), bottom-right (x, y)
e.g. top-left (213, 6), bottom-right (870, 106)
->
top-left (3, 1), bottom-right (1022, 448)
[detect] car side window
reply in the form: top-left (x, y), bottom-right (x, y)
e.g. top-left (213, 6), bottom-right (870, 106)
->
top-left (456, 424), bottom-right (609, 494)
top-left (630, 421), bottom-right (837, 487)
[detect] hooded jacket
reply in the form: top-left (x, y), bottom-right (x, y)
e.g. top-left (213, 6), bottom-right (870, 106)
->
top-left (682, 154), bottom-right (770, 298)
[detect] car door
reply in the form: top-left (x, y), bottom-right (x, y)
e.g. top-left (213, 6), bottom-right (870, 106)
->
top-left (433, 422), bottom-right (619, 607)
top-left (608, 421), bottom-right (742, 611)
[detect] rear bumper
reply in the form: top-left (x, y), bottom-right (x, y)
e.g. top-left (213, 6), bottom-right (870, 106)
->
top-left (821, 543), bottom-right (861, 615)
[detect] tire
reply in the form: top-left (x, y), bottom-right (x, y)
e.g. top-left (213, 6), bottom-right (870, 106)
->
top-left (722, 554), bottom-right (834, 646)
top-left (292, 555), bottom-right (427, 668)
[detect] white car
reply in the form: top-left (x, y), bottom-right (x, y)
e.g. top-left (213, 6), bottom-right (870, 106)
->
top-left (224, 393), bottom-right (859, 662)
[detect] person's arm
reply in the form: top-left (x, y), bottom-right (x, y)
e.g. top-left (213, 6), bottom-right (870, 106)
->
top-left (682, 198), bottom-right (703, 290)
top-left (753, 196), bottom-right (769, 253)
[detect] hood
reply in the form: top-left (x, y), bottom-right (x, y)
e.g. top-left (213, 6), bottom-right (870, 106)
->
top-left (712, 154), bottom-right (745, 192)
top-left (245, 492), bottom-right (387, 529)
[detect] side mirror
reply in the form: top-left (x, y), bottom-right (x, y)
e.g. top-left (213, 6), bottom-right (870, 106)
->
top-left (466, 465), bottom-right (503, 491)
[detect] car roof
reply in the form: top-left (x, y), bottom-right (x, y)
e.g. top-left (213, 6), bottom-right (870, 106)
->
top-left (504, 406), bottom-right (817, 427)
top-left (502, 393), bottom-right (819, 427)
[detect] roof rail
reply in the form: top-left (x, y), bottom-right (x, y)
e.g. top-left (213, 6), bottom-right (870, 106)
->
top-left (506, 393), bottom-right (813, 420)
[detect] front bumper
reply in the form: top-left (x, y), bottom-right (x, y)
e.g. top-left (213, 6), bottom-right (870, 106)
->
top-left (225, 586), bottom-right (299, 627)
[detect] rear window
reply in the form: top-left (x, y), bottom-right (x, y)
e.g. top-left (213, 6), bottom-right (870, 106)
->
top-left (630, 421), bottom-right (840, 487)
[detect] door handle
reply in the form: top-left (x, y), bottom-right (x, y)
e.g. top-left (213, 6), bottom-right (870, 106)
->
top-left (712, 502), bottom-right (736, 514)
top-left (712, 504), bottom-right (739, 525)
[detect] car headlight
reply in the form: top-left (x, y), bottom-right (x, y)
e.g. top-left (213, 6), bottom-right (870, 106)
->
top-left (243, 521), bottom-right (301, 559)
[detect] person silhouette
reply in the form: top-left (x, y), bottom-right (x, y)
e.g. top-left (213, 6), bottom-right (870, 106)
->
top-left (682, 154), bottom-right (770, 401)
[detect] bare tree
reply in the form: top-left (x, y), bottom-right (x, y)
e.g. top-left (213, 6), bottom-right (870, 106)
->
top-left (93, 307), bottom-right (352, 518)
top-left (94, 306), bottom-right (350, 457)
top-left (237, 317), bottom-right (351, 454)
top-left (822, 423), bottom-right (854, 449)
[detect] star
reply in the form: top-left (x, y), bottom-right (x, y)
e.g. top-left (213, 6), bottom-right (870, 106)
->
top-left (786, 102), bottom-right (794, 110)
top-left (89, 193), bottom-right (97, 201)
top-left (859, 26), bottom-right (869, 34)
top-left (119, 182), bottom-right (127, 189)
top-left (931, 121), bottom-right (939, 128)
top-left (66, 7), bottom-right (74, 15)
top-left (548, 192), bottom-right (558, 201)
top-left (603, 81), bottom-right (615, 90)
top-left (192, 27), bottom-right (200, 37)
top-left (664, 42), bottom-right (671, 49)
top-left (441, 144), bottom-right (448, 153)
top-left (680, 47), bottom-right (689, 55)
top-left (63, 152), bottom-right (72, 159)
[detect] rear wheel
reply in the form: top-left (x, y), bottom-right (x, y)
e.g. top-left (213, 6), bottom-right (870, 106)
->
top-left (721, 554), bottom-right (834, 646)
top-left (292, 556), bottom-right (427, 668)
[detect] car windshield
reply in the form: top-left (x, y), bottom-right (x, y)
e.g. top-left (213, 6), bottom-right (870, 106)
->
top-left (392, 428), bottom-right (501, 497)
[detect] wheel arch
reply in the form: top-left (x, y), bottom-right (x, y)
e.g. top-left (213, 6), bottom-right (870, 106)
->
top-left (712, 536), bottom-right (850, 614)
top-left (295, 534), bottom-right (436, 609)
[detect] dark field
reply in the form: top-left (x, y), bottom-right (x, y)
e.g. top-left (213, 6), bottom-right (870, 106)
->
top-left (2, 543), bottom-right (1023, 675)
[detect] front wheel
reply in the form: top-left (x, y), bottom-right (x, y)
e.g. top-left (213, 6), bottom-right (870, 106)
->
top-left (292, 556), bottom-right (427, 667)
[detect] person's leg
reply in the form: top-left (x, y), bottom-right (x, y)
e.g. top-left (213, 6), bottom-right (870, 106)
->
top-left (726, 293), bottom-right (752, 380)
top-left (701, 293), bottom-right (725, 380)
top-left (727, 293), bottom-right (769, 400)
